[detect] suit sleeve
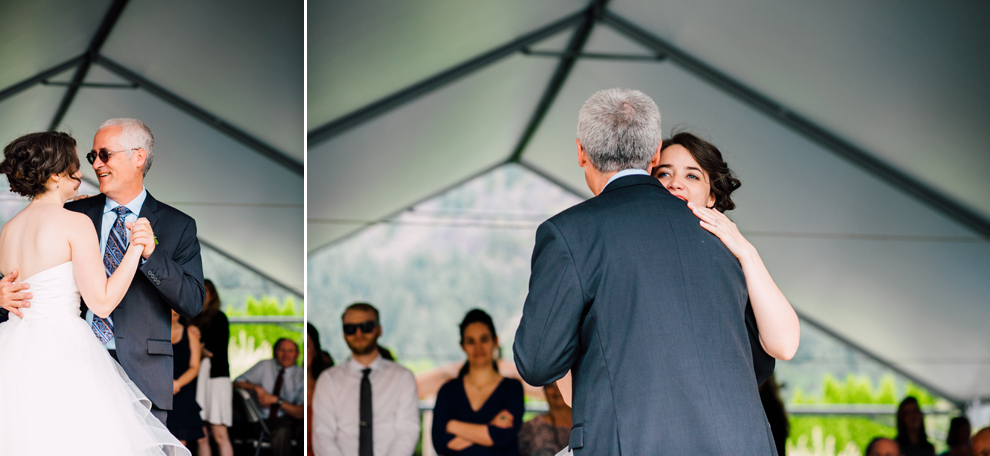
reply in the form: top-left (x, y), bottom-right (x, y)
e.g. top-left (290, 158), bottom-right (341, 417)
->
top-left (139, 216), bottom-right (205, 319)
top-left (513, 220), bottom-right (586, 386)
top-left (746, 299), bottom-right (775, 385)
top-left (431, 382), bottom-right (456, 455)
top-left (488, 380), bottom-right (524, 448)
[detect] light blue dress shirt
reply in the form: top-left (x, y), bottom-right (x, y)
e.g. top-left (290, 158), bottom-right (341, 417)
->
top-left (87, 188), bottom-right (147, 350)
top-left (604, 168), bottom-right (650, 190)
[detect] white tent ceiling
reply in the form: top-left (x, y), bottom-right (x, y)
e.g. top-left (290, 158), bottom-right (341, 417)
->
top-left (0, 0), bottom-right (303, 292)
top-left (310, 1), bottom-right (990, 403)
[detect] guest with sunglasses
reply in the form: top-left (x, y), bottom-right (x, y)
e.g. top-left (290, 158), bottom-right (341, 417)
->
top-left (233, 338), bottom-right (304, 456)
top-left (311, 302), bottom-right (420, 456)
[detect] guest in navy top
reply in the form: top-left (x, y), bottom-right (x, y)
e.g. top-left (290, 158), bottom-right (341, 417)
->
top-left (432, 309), bottom-right (524, 456)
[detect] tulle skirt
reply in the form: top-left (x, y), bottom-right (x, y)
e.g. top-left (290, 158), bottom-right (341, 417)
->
top-left (0, 312), bottom-right (190, 456)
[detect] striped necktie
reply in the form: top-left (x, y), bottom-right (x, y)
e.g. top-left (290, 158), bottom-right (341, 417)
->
top-left (92, 205), bottom-right (131, 345)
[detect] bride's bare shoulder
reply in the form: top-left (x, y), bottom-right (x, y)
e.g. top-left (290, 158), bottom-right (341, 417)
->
top-left (57, 209), bottom-right (97, 236)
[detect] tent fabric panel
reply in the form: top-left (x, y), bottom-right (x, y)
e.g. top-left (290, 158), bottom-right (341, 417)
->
top-left (0, 84), bottom-right (68, 144)
top-left (755, 236), bottom-right (990, 400)
top-left (308, 0), bottom-right (587, 127)
top-left (307, 55), bottom-right (560, 251)
top-left (0, 0), bottom-right (111, 89)
top-left (100, 0), bottom-right (303, 158)
top-left (608, 0), bottom-right (990, 220)
top-left (180, 205), bottom-right (303, 293)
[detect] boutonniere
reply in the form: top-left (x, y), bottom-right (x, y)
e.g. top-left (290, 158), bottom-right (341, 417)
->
top-left (154, 235), bottom-right (159, 245)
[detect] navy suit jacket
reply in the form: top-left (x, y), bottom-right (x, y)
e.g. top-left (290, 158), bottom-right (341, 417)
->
top-left (66, 192), bottom-right (205, 410)
top-left (514, 175), bottom-right (776, 455)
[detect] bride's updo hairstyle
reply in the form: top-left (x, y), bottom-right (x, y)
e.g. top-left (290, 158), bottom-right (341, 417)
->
top-left (654, 131), bottom-right (741, 212)
top-left (1, 131), bottom-right (80, 198)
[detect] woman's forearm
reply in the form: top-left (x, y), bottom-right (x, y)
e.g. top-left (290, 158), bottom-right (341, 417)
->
top-left (175, 361), bottom-right (200, 389)
top-left (446, 420), bottom-right (494, 446)
top-left (738, 246), bottom-right (800, 360)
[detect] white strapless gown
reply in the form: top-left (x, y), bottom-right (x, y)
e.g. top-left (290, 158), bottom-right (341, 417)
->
top-left (0, 262), bottom-right (189, 456)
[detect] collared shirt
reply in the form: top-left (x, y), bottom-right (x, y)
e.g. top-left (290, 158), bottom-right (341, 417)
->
top-left (604, 168), bottom-right (650, 190)
top-left (87, 188), bottom-right (147, 350)
top-left (312, 355), bottom-right (420, 456)
top-left (235, 359), bottom-right (304, 418)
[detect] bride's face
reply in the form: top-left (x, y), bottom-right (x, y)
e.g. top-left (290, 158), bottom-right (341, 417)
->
top-left (655, 145), bottom-right (716, 209)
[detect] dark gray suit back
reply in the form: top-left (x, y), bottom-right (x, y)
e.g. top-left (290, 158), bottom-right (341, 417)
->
top-left (515, 175), bottom-right (776, 455)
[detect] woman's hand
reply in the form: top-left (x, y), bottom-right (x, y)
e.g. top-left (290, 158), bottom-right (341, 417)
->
top-left (688, 202), bottom-right (754, 260)
top-left (489, 409), bottom-right (514, 429)
top-left (173, 380), bottom-right (181, 395)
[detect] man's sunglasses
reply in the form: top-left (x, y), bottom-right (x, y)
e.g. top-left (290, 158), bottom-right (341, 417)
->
top-left (343, 320), bottom-right (378, 335)
top-left (86, 148), bottom-right (138, 165)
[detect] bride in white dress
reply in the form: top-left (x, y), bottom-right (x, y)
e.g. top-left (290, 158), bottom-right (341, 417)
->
top-left (0, 132), bottom-right (188, 455)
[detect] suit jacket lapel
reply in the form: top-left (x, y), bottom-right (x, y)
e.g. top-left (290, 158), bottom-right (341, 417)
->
top-left (138, 191), bottom-right (160, 229)
top-left (84, 194), bottom-right (107, 234)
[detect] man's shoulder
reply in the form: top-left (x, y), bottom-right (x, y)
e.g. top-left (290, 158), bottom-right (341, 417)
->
top-left (64, 194), bottom-right (105, 213)
top-left (145, 194), bottom-right (194, 222)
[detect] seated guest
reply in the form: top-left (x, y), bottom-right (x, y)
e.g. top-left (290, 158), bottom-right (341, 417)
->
top-left (940, 416), bottom-right (971, 456)
top-left (896, 397), bottom-right (936, 456)
top-left (866, 437), bottom-right (900, 456)
top-left (234, 338), bottom-right (304, 456)
top-left (312, 302), bottom-right (420, 456)
top-left (518, 383), bottom-right (571, 456)
top-left (432, 309), bottom-right (524, 455)
top-left (973, 427), bottom-right (990, 456)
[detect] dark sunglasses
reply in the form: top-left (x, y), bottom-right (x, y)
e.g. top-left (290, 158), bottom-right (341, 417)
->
top-left (343, 320), bottom-right (377, 335)
top-left (86, 147), bottom-right (138, 165)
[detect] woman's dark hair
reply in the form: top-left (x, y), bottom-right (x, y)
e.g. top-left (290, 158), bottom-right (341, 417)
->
top-left (457, 309), bottom-right (499, 378)
top-left (652, 131), bottom-right (741, 212)
top-left (189, 279), bottom-right (221, 331)
top-left (946, 416), bottom-right (971, 447)
top-left (1, 131), bottom-right (80, 198)
top-left (896, 396), bottom-right (933, 450)
top-left (307, 323), bottom-right (331, 378)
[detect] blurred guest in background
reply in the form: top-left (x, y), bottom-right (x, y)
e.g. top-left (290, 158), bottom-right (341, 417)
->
top-left (234, 338), bottom-right (304, 456)
top-left (972, 427), bottom-right (990, 456)
top-left (760, 375), bottom-right (789, 456)
top-left (432, 309), bottom-right (523, 455)
top-left (896, 397), bottom-right (935, 456)
top-left (191, 279), bottom-right (234, 456)
top-left (167, 309), bottom-right (204, 446)
top-left (940, 416), bottom-right (971, 456)
top-left (865, 437), bottom-right (900, 456)
top-left (518, 383), bottom-right (571, 456)
top-left (312, 302), bottom-right (419, 456)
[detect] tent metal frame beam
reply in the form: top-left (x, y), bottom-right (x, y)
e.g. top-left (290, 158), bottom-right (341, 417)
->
top-left (95, 55), bottom-right (303, 176)
top-left (600, 10), bottom-right (990, 239)
top-left (198, 238), bottom-right (302, 297)
top-left (307, 10), bottom-right (587, 147)
top-left (48, 0), bottom-right (130, 132)
top-left (0, 55), bottom-right (86, 103)
top-left (521, 47), bottom-right (665, 62)
top-left (507, 0), bottom-right (608, 164)
top-left (42, 80), bottom-right (139, 89)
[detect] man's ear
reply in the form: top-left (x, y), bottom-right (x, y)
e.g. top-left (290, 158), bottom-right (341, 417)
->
top-left (133, 148), bottom-right (147, 169)
top-left (647, 141), bottom-right (663, 174)
top-left (577, 139), bottom-right (588, 168)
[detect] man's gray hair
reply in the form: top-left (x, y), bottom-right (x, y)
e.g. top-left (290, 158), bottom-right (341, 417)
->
top-left (98, 118), bottom-right (154, 176)
top-left (577, 88), bottom-right (662, 172)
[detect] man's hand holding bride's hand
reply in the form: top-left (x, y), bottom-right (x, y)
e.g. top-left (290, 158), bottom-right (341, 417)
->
top-left (126, 218), bottom-right (156, 260)
top-left (688, 202), bottom-right (754, 261)
top-left (0, 271), bottom-right (32, 318)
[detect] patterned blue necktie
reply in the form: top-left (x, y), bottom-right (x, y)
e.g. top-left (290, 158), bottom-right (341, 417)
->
top-left (92, 205), bottom-right (131, 345)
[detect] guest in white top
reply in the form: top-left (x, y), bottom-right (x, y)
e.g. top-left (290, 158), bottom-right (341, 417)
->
top-left (312, 303), bottom-right (420, 456)
top-left (234, 338), bottom-right (304, 456)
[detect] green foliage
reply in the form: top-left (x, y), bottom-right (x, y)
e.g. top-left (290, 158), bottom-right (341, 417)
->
top-left (905, 382), bottom-right (937, 406)
top-left (227, 295), bottom-right (301, 316)
top-left (230, 324), bottom-right (303, 356)
top-left (227, 295), bottom-right (304, 369)
top-left (788, 417), bottom-right (895, 454)
top-left (875, 376), bottom-right (898, 404)
top-left (790, 373), bottom-right (937, 405)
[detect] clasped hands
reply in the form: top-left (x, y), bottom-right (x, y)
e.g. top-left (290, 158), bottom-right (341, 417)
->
top-left (0, 217), bottom-right (155, 318)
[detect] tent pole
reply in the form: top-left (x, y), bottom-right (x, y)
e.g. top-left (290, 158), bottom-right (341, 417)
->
top-left (0, 55), bottom-right (85, 104)
top-left (307, 10), bottom-right (587, 146)
top-left (94, 55), bottom-right (303, 176)
top-left (601, 10), bottom-right (990, 239)
top-left (507, 0), bottom-right (609, 164)
top-left (47, 0), bottom-right (130, 132)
